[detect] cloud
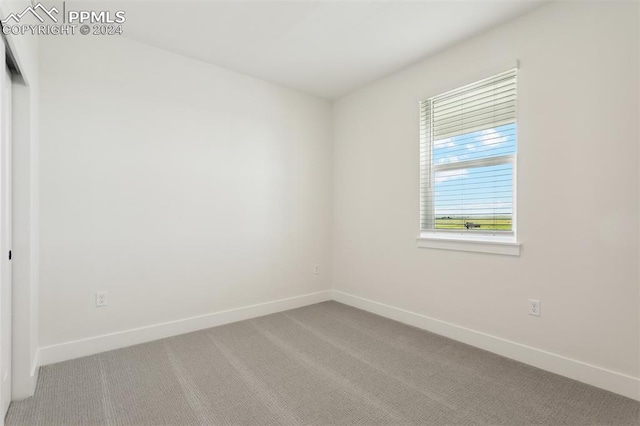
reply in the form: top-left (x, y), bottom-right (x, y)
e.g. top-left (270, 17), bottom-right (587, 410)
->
top-left (437, 154), bottom-right (471, 164)
top-left (434, 138), bottom-right (455, 148)
top-left (478, 128), bottom-right (507, 146)
top-left (437, 128), bottom-right (507, 156)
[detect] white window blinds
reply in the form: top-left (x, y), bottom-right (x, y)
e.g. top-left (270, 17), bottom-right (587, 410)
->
top-left (420, 69), bottom-right (517, 234)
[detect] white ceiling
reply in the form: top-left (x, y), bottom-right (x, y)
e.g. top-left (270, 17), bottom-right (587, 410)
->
top-left (109, 1), bottom-right (547, 99)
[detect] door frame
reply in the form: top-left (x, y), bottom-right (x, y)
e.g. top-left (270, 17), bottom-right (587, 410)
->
top-left (0, 37), bottom-right (12, 418)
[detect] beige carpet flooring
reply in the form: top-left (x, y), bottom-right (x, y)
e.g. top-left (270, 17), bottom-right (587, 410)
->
top-left (6, 301), bottom-right (640, 425)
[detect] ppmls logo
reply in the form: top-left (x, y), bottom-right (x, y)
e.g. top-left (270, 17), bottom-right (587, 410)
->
top-left (2, 3), bottom-right (59, 24)
top-left (1, 2), bottom-right (125, 36)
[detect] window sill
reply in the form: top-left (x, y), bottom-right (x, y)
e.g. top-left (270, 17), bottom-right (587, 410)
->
top-left (416, 233), bottom-right (521, 256)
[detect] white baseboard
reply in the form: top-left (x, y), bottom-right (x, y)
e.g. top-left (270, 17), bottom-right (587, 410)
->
top-left (32, 348), bottom-right (39, 378)
top-left (35, 288), bottom-right (639, 402)
top-left (11, 349), bottom-right (39, 401)
top-left (29, 349), bottom-right (39, 395)
top-left (38, 290), bottom-right (332, 366)
top-left (332, 290), bottom-right (640, 401)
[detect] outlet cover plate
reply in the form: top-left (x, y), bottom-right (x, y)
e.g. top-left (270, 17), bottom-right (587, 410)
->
top-left (528, 299), bottom-right (540, 317)
top-left (96, 291), bottom-right (108, 307)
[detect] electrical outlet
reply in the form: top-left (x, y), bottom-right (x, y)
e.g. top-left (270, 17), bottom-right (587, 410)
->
top-left (96, 291), bottom-right (108, 307)
top-left (528, 299), bottom-right (540, 317)
top-left (313, 265), bottom-right (320, 275)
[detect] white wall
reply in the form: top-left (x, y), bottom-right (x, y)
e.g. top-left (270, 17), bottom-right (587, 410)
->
top-left (332, 0), bottom-right (639, 397)
top-left (38, 35), bottom-right (333, 353)
top-left (0, 0), bottom-right (40, 400)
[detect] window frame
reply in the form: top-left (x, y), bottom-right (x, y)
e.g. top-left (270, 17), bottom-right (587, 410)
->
top-left (417, 67), bottom-right (520, 256)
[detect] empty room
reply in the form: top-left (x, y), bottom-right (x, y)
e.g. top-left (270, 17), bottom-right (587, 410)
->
top-left (0, 0), bottom-right (637, 424)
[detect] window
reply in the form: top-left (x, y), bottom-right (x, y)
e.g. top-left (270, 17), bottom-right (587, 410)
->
top-left (418, 68), bottom-right (519, 255)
